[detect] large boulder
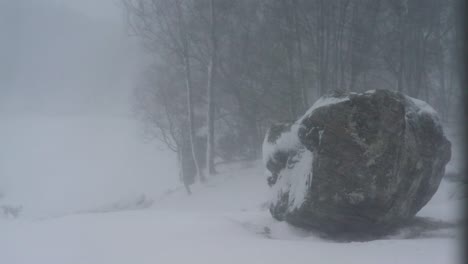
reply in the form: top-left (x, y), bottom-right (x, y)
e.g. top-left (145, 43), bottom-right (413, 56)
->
top-left (263, 89), bottom-right (451, 239)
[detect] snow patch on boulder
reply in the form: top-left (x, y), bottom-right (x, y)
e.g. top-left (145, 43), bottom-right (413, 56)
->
top-left (405, 95), bottom-right (441, 125)
top-left (298, 96), bottom-right (350, 123)
top-left (270, 148), bottom-right (313, 210)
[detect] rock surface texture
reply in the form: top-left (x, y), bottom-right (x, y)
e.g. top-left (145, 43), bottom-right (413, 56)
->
top-left (263, 89), bottom-right (451, 239)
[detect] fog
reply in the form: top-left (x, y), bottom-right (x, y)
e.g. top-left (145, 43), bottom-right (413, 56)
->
top-left (0, 0), bottom-right (178, 217)
top-left (0, 1), bottom-right (464, 263)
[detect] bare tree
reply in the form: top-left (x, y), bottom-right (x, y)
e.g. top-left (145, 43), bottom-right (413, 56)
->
top-left (174, 0), bottom-right (206, 182)
top-left (123, 0), bottom-right (462, 187)
top-left (206, 0), bottom-right (217, 175)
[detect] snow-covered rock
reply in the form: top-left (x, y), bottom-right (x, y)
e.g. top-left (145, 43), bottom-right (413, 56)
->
top-left (264, 89), bottom-right (451, 239)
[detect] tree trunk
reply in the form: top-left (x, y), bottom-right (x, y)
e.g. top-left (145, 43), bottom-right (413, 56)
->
top-left (286, 43), bottom-right (297, 119)
top-left (318, 0), bottom-right (327, 95)
top-left (292, 0), bottom-right (308, 111)
top-left (338, 0), bottom-right (350, 91)
top-left (176, 0), bottom-right (205, 183)
top-left (177, 150), bottom-right (192, 195)
top-left (206, 0), bottom-right (217, 175)
top-left (397, 10), bottom-right (405, 93)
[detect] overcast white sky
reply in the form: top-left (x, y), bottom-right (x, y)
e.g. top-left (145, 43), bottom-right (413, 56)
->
top-left (53, 0), bottom-right (122, 21)
top-left (0, 0), bottom-right (146, 116)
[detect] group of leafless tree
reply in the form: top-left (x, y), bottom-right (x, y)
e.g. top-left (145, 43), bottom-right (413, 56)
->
top-left (122, 0), bottom-right (464, 192)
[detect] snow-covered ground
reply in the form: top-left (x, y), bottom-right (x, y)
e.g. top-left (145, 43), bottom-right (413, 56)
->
top-left (1, 159), bottom-right (464, 264)
top-left (0, 115), bottom-right (178, 218)
top-left (445, 121), bottom-right (465, 182)
top-left (0, 115), bottom-right (464, 264)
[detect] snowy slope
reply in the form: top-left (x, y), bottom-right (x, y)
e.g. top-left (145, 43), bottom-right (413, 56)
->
top-left (0, 115), bottom-right (178, 218)
top-left (1, 160), bottom-right (463, 264)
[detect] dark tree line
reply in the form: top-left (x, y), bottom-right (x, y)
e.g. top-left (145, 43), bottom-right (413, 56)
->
top-left (123, 0), bottom-right (463, 190)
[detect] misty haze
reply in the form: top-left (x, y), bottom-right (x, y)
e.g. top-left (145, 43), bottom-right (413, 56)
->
top-left (0, 0), bottom-right (465, 263)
